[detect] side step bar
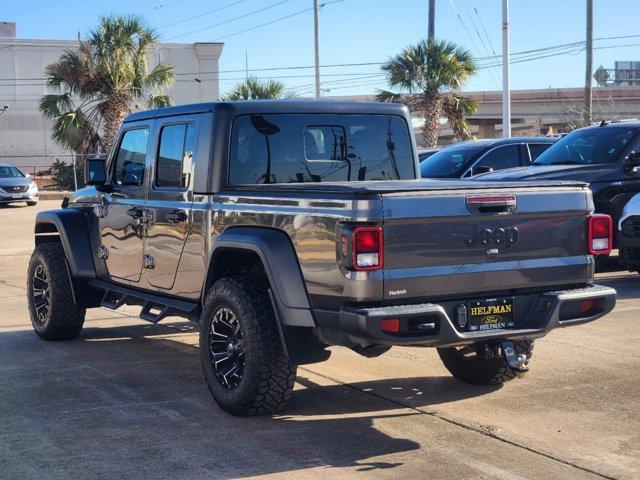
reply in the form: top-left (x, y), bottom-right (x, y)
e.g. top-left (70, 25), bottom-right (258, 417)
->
top-left (89, 279), bottom-right (200, 323)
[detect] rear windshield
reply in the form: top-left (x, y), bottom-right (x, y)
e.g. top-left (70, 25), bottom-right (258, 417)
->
top-left (419, 145), bottom-right (483, 178)
top-left (228, 113), bottom-right (415, 184)
top-left (534, 126), bottom-right (637, 166)
top-left (0, 165), bottom-right (24, 178)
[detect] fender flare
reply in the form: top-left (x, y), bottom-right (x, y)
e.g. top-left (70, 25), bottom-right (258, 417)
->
top-left (206, 227), bottom-right (315, 328)
top-left (205, 228), bottom-right (329, 365)
top-left (35, 209), bottom-right (96, 278)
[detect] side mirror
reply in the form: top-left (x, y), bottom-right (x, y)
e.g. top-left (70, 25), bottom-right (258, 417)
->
top-left (473, 165), bottom-right (494, 175)
top-left (625, 151), bottom-right (640, 173)
top-left (85, 157), bottom-right (107, 187)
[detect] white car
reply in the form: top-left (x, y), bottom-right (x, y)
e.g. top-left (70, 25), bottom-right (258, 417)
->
top-left (618, 193), bottom-right (640, 272)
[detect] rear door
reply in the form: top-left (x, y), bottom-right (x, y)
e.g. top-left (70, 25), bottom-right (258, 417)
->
top-left (381, 186), bottom-right (591, 301)
top-left (100, 122), bottom-right (152, 283)
top-left (468, 144), bottom-right (522, 176)
top-left (144, 116), bottom-right (198, 290)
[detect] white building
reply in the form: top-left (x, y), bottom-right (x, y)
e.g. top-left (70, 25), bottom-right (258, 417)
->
top-left (0, 24), bottom-right (223, 169)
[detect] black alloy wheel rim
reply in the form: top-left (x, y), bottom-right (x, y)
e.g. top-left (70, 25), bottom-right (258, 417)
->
top-left (32, 263), bottom-right (50, 323)
top-left (208, 307), bottom-right (245, 389)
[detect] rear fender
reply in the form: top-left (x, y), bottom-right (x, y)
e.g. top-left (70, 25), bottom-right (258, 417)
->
top-left (204, 227), bottom-right (329, 364)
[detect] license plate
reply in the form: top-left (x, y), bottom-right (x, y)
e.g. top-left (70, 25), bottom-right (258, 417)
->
top-left (11, 193), bottom-right (24, 198)
top-left (468, 298), bottom-right (514, 332)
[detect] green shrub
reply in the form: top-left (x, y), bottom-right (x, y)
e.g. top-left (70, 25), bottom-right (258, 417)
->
top-left (48, 159), bottom-right (84, 191)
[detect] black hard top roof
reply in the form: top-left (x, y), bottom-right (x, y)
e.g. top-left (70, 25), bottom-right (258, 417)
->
top-left (124, 100), bottom-right (410, 123)
top-left (578, 120), bottom-right (640, 130)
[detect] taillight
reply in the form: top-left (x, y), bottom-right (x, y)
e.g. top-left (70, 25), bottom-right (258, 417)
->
top-left (352, 226), bottom-right (383, 270)
top-left (588, 214), bottom-right (612, 255)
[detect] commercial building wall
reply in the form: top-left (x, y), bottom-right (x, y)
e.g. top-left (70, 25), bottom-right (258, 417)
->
top-left (0, 37), bottom-right (223, 167)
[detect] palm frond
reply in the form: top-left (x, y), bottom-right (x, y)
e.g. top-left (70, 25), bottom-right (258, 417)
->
top-left (222, 77), bottom-right (292, 100)
top-left (147, 93), bottom-right (173, 109)
top-left (39, 93), bottom-right (75, 119)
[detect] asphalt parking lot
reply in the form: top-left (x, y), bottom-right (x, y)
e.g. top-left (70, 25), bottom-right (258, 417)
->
top-left (1, 200), bottom-right (639, 480)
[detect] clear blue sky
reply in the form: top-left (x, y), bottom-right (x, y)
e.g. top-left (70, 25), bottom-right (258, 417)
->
top-left (4, 0), bottom-right (640, 96)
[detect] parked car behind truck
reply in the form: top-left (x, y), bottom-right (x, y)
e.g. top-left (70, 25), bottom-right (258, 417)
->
top-left (28, 101), bottom-right (616, 416)
top-left (0, 163), bottom-right (39, 206)
top-left (419, 137), bottom-right (556, 179)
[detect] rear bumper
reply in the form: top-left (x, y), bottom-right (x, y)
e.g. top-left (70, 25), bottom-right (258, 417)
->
top-left (313, 284), bottom-right (616, 348)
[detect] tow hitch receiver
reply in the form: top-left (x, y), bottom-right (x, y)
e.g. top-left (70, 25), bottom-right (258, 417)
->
top-left (501, 341), bottom-right (529, 372)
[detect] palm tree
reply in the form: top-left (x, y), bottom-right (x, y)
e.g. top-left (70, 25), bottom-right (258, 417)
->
top-left (40, 15), bottom-right (175, 155)
top-left (377, 39), bottom-right (478, 147)
top-left (222, 77), bottom-right (299, 100)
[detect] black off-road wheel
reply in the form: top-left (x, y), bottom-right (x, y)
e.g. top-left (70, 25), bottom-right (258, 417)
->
top-left (27, 243), bottom-right (86, 340)
top-left (199, 277), bottom-right (297, 416)
top-left (437, 340), bottom-right (534, 385)
top-left (27, 201), bottom-right (38, 206)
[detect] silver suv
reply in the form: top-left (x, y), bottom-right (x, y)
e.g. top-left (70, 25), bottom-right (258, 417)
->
top-left (0, 163), bottom-right (39, 206)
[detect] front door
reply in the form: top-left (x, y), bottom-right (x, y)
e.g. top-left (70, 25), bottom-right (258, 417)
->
top-left (144, 118), bottom-right (198, 290)
top-left (99, 123), bottom-right (152, 283)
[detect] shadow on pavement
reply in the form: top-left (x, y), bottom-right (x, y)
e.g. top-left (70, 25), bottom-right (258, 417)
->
top-left (0, 322), bottom-right (479, 478)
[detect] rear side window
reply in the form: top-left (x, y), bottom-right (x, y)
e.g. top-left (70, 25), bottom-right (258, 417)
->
top-left (527, 143), bottom-right (552, 162)
top-left (156, 123), bottom-right (196, 188)
top-left (229, 114), bottom-right (414, 184)
top-left (112, 128), bottom-right (149, 186)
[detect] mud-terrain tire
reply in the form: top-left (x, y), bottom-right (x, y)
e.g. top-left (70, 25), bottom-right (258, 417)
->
top-left (27, 243), bottom-right (86, 340)
top-left (437, 340), bottom-right (534, 385)
top-left (200, 277), bottom-right (297, 416)
top-left (27, 201), bottom-right (38, 206)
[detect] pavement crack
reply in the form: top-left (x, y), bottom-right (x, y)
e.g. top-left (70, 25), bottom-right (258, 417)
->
top-left (301, 366), bottom-right (618, 480)
top-left (0, 279), bottom-right (26, 290)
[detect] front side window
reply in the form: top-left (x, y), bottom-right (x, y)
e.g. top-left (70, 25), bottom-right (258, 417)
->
top-left (420, 145), bottom-right (483, 178)
top-left (112, 128), bottom-right (149, 186)
top-left (534, 126), bottom-right (637, 166)
top-left (474, 145), bottom-right (520, 173)
top-left (229, 114), bottom-right (414, 184)
top-left (156, 123), bottom-right (196, 188)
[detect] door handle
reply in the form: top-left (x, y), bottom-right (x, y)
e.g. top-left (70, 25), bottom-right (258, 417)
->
top-left (167, 209), bottom-right (188, 223)
top-left (127, 207), bottom-right (143, 218)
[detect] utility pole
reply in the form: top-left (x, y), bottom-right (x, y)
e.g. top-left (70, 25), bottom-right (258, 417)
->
top-left (584, 0), bottom-right (593, 124)
top-left (428, 0), bottom-right (435, 41)
top-left (245, 51), bottom-right (249, 79)
top-left (313, 0), bottom-right (321, 99)
top-left (502, 0), bottom-right (511, 138)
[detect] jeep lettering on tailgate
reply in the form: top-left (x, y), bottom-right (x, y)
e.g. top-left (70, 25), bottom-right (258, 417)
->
top-left (464, 225), bottom-right (519, 248)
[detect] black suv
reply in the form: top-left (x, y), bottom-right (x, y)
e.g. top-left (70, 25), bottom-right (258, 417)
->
top-left (419, 137), bottom-right (556, 179)
top-left (475, 121), bottom-right (640, 247)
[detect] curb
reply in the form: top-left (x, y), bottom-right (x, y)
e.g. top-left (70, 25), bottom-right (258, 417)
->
top-left (38, 191), bottom-right (72, 201)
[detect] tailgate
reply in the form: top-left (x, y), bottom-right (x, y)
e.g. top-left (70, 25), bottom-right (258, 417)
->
top-left (382, 186), bottom-right (592, 301)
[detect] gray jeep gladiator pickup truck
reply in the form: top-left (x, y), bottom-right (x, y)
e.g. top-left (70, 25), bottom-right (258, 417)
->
top-left (28, 100), bottom-right (616, 416)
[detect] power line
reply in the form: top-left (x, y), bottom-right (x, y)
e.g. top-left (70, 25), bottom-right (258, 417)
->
top-left (209, 0), bottom-right (345, 42)
top-left (462, 0), bottom-right (502, 89)
top-left (2, 35), bottom-right (640, 85)
top-left (158, 0), bottom-right (248, 30)
top-left (4, 35), bottom-right (639, 82)
top-left (165, 0), bottom-right (290, 40)
top-left (467, 0), bottom-right (502, 86)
